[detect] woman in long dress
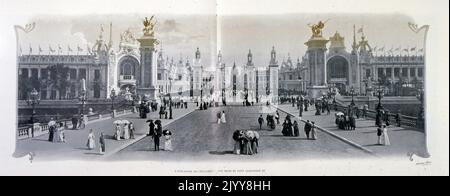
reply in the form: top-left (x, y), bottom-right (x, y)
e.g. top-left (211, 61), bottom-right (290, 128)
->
top-left (311, 121), bottom-right (317, 140)
top-left (52, 123), bottom-right (62, 143)
top-left (382, 125), bottom-right (391, 146)
top-left (115, 124), bottom-right (121, 141)
top-left (99, 132), bottom-right (105, 154)
top-left (122, 123), bottom-right (130, 140)
top-left (232, 130), bottom-right (242, 155)
top-left (293, 121), bottom-right (299, 137)
top-left (58, 122), bottom-right (66, 143)
top-left (129, 123), bottom-right (135, 139)
top-left (221, 111), bottom-right (226, 123)
top-left (86, 129), bottom-right (96, 150)
top-left (164, 130), bottom-right (173, 151)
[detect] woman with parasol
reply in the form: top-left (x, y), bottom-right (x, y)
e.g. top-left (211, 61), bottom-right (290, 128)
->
top-left (232, 130), bottom-right (243, 155)
top-left (113, 120), bottom-right (122, 140)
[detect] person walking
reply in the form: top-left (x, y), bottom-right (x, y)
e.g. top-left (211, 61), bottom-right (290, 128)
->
top-left (258, 115), bottom-right (264, 130)
top-left (217, 112), bottom-right (222, 124)
top-left (99, 132), bottom-right (105, 155)
top-left (122, 122), bottom-right (130, 140)
top-left (52, 122), bottom-right (61, 143)
top-left (221, 111), bottom-right (226, 123)
top-left (86, 129), bottom-right (96, 150)
top-left (48, 118), bottom-right (56, 141)
top-left (153, 122), bottom-right (162, 151)
top-left (163, 130), bottom-right (173, 151)
top-left (293, 121), bottom-right (299, 137)
top-left (129, 122), bottom-right (135, 139)
top-left (311, 121), bottom-right (317, 140)
top-left (304, 120), bottom-right (311, 139)
top-left (114, 124), bottom-right (121, 141)
top-left (275, 111), bottom-right (280, 124)
top-left (58, 122), bottom-right (66, 143)
top-left (382, 125), bottom-right (391, 146)
top-left (377, 125), bottom-right (383, 145)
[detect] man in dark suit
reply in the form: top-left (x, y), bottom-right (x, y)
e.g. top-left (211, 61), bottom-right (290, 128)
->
top-left (258, 115), bottom-right (264, 130)
top-left (153, 121), bottom-right (162, 151)
top-left (304, 120), bottom-right (311, 139)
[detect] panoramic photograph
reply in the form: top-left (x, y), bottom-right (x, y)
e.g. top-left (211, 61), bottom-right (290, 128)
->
top-left (13, 12), bottom-right (430, 163)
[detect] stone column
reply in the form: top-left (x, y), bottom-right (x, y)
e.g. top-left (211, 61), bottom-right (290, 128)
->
top-left (137, 34), bottom-right (159, 101)
top-left (305, 36), bottom-right (329, 98)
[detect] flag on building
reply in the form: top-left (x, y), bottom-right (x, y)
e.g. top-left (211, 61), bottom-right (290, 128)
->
top-left (410, 47), bottom-right (416, 51)
top-left (77, 45), bottom-right (83, 52)
top-left (29, 45), bottom-right (32, 54)
top-left (68, 45), bottom-right (73, 52)
top-left (39, 45), bottom-right (43, 54)
top-left (357, 27), bottom-right (363, 33)
top-left (49, 45), bottom-right (55, 53)
top-left (58, 44), bottom-right (63, 54)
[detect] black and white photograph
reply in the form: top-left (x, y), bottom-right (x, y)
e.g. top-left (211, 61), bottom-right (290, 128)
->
top-left (0, 0), bottom-right (448, 176)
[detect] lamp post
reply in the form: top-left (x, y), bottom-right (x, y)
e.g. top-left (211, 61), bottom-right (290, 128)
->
top-left (110, 88), bottom-right (117, 118)
top-left (416, 87), bottom-right (424, 129)
top-left (376, 79), bottom-right (384, 111)
top-left (78, 89), bottom-right (87, 117)
top-left (26, 88), bottom-right (40, 138)
top-left (169, 78), bottom-right (173, 119)
top-left (350, 86), bottom-right (355, 106)
top-left (221, 64), bottom-right (226, 105)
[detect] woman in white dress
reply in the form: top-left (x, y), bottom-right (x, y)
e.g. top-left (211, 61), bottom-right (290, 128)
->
top-left (311, 121), bottom-right (317, 140)
top-left (163, 130), bottom-right (173, 151)
top-left (122, 123), bottom-right (130, 140)
top-left (58, 122), bottom-right (66, 143)
top-left (221, 111), bottom-right (226, 123)
top-left (115, 124), bottom-right (121, 141)
top-left (86, 129), bottom-right (96, 150)
top-left (382, 125), bottom-right (391, 146)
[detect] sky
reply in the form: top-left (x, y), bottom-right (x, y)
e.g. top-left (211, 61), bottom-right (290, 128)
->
top-left (18, 13), bottom-right (425, 69)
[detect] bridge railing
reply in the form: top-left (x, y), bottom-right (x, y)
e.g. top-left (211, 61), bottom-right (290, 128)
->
top-left (16, 108), bottom-right (134, 140)
top-left (333, 104), bottom-right (424, 131)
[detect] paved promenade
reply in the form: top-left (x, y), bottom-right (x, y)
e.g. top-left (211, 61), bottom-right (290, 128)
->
top-left (275, 104), bottom-right (428, 157)
top-left (15, 103), bottom-right (196, 161)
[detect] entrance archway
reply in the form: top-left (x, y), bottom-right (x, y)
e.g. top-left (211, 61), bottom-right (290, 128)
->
top-left (118, 56), bottom-right (139, 79)
top-left (327, 56), bottom-right (349, 85)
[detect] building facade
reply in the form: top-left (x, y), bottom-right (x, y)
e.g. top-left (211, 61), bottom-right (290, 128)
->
top-left (278, 26), bottom-right (425, 97)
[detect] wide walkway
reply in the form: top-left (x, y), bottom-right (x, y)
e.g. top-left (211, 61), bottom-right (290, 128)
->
top-left (276, 104), bottom-right (428, 157)
top-left (112, 105), bottom-right (369, 161)
top-left (15, 104), bottom-right (196, 161)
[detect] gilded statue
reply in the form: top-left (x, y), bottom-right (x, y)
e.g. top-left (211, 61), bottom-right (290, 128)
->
top-left (308, 19), bottom-right (329, 37)
top-left (143, 16), bottom-right (156, 36)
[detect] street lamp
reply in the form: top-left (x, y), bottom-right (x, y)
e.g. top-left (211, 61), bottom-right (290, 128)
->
top-left (26, 88), bottom-right (40, 138)
top-left (78, 89), bottom-right (87, 116)
top-left (376, 79), bottom-right (384, 116)
top-left (110, 88), bottom-right (117, 118)
top-left (169, 78), bottom-right (173, 119)
top-left (350, 86), bottom-right (355, 106)
top-left (416, 87), bottom-right (425, 128)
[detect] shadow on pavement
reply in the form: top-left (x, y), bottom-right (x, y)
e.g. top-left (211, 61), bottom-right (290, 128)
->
top-left (282, 137), bottom-right (310, 141)
top-left (209, 150), bottom-right (234, 155)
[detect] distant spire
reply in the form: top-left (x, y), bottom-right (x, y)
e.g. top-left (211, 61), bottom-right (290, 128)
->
top-left (108, 22), bottom-right (113, 48)
top-left (195, 47), bottom-right (201, 59)
top-left (352, 24), bottom-right (358, 51)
